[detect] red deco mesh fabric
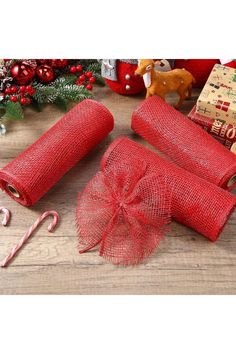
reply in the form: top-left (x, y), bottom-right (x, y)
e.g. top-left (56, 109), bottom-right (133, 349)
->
top-left (131, 96), bottom-right (236, 191)
top-left (100, 137), bottom-right (236, 242)
top-left (77, 159), bottom-right (172, 265)
top-left (0, 99), bottom-right (114, 206)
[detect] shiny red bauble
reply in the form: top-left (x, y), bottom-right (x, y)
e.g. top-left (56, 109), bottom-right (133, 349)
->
top-left (10, 62), bottom-right (35, 85)
top-left (86, 84), bottom-right (93, 90)
top-left (36, 65), bottom-right (55, 83)
top-left (174, 59), bottom-right (220, 88)
top-left (51, 59), bottom-right (68, 68)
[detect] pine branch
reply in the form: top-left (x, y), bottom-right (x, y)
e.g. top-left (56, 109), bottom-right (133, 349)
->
top-left (54, 97), bottom-right (69, 112)
top-left (52, 74), bottom-right (78, 86)
top-left (1, 101), bottom-right (24, 120)
top-left (86, 62), bottom-right (105, 86)
top-left (33, 80), bottom-right (93, 104)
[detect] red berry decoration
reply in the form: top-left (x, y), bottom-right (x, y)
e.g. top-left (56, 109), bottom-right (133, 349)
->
top-left (20, 97), bottom-right (28, 105)
top-left (26, 85), bottom-right (35, 95)
top-left (10, 95), bottom-right (18, 102)
top-left (79, 74), bottom-right (86, 82)
top-left (51, 59), bottom-right (68, 68)
top-left (89, 76), bottom-right (96, 83)
top-left (19, 85), bottom-right (26, 93)
top-left (85, 71), bottom-right (93, 78)
top-left (86, 84), bottom-right (93, 90)
top-left (11, 86), bottom-right (17, 93)
top-left (76, 65), bottom-right (83, 72)
top-left (5, 87), bottom-right (12, 95)
top-left (10, 61), bottom-right (35, 85)
top-left (76, 79), bottom-right (83, 85)
top-left (36, 65), bottom-right (55, 83)
top-left (70, 66), bottom-right (77, 73)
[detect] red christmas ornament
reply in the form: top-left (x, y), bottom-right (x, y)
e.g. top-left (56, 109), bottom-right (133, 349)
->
top-left (10, 62), bottom-right (35, 85)
top-left (174, 59), bottom-right (220, 88)
top-left (51, 59), bottom-right (68, 68)
top-left (36, 65), bottom-right (55, 83)
top-left (86, 84), bottom-right (93, 90)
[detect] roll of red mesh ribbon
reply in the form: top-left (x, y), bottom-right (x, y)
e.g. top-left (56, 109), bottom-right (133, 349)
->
top-left (0, 99), bottom-right (114, 206)
top-left (131, 96), bottom-right (236, 191)
top-left (101, 137), bottom-right (236, 241)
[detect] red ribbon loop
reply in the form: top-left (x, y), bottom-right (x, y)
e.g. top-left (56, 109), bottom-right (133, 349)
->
top-left (77, 160), bottom-right (172, 265)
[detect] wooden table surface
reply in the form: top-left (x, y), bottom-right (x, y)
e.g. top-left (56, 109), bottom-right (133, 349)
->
top-left (0, 86), bottom-right (236, 295)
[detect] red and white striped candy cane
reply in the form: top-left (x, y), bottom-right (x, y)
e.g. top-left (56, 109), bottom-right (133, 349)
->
top-left (0, 207), bottom-right (11, 226)
top-left (1, 210), bottom-right (59, 267)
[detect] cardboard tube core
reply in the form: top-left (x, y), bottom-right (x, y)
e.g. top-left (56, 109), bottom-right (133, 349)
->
top-left (227, 174), bottom-right (236, 188)
top-left (7, 184), bottom-right (20, 198)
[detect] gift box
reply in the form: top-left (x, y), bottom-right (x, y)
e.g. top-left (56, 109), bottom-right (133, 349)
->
top-left (188, 105), bottom-right (236, 153)
top-left (196, 64), bottom-right (236, 124)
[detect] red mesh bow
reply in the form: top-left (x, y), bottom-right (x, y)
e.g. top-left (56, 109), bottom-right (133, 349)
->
top-left (77, 160), bottom-right (172, 265)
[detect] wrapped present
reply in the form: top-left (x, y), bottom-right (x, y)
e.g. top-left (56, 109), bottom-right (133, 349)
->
top-left (196, 64), bottom-right (236, 124)
top-left (188, 105), bottom-right (236, 152)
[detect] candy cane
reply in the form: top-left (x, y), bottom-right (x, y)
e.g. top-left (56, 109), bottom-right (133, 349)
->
top-left (0, 207), bottom-right (11, 227)
top-left (1, 210), bottom-right (59, 267)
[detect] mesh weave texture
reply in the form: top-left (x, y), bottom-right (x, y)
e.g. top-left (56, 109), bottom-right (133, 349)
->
top-left (77, 159), bottom-right (172, 265)
top-left (131, 96), bottom-right (236, 191)
top-left (0, 99), bottom-right (114, 206)
top-left (101, 137), bottom-right (236, 241)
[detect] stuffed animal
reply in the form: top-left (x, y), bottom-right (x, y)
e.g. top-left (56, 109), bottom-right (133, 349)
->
top-left (135, 59), bottom-right (195, 109)
top-left (101, 59), bottom-right (145, 95)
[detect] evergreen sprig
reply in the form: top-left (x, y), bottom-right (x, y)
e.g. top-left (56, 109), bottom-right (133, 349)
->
top-left (1, 101), bottom-right (24, 120)
top-left (86, 62), bottom-right (105, 86)
top-left (33, 76), bottom-right (93, 105)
